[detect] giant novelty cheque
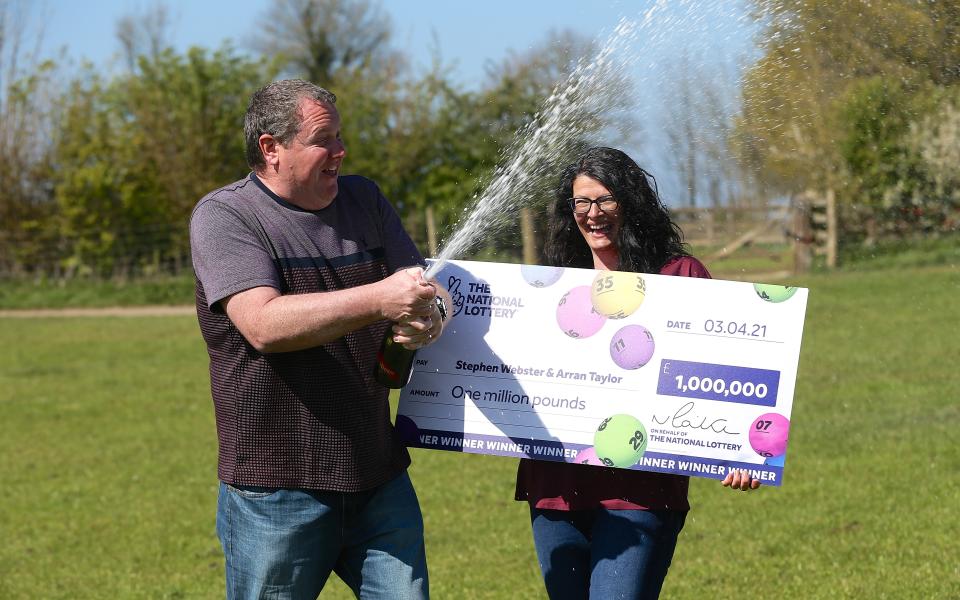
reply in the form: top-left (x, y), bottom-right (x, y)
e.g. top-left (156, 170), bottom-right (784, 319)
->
top-left (396, 260), bottom-right (807, 486)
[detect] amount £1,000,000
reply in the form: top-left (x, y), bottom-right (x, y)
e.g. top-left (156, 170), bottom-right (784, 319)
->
top-left (674, 375), bottom-right (768, 400)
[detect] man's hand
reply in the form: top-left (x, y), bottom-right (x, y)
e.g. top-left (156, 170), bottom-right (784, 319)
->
top-left (390, 274), bottom-right (452, 350)
top-left (391, 316), bottom-right (435, 350)
top-left (377, 267), bottom-right (437, 324)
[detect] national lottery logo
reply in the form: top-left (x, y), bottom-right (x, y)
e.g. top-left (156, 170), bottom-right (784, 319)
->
top-left (448, 275), bottom-right (466, 317)
top-left (448, 274), bottom-right (525, 319)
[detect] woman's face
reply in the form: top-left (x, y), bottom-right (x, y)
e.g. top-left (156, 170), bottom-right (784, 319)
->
top-left (571, 174), bottom-right (622, 267)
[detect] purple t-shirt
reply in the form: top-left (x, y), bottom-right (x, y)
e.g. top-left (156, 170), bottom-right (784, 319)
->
top-left (514, 256), bottom-right (711, 511)
top-left (190, 173), bottom-right (423, 492)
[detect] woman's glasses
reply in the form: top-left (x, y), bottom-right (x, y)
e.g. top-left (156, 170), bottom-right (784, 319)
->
top-left (568, 195), bottom-right (618, 215)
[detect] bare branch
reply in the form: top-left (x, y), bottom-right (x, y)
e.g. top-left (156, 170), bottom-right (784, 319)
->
top-left (115, 1), bottom-right (174, 71)
top-left (250, 0), bottom-right (403, 83)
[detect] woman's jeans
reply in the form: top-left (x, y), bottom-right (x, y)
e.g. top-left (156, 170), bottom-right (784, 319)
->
top-left (530, 506), bottom-right (686, 600)
top-left (217, 471), bottom-right (428, 599)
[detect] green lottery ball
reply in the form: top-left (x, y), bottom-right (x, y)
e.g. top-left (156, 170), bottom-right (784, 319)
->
top-left (753, 283), bottom-right (797, 303)
top-left (591, 271), bottom-right (646, 319)
top-left (593, 414), bottom-right (648, 468)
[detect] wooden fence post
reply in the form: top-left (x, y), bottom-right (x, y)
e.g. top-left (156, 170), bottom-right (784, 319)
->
top-left (808, 190), bottom-right (839, 269)
top-left (825, 188), bottom-right (837, 269)
top-left (705, 207), bottom-right (715, 242)
top-left (520, 207), bottom-right (537, 265)
top-left (793, 192), bottom-right (813, 274)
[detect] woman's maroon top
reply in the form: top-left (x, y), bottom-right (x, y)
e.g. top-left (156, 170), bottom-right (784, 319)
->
top-left (514, 256), bottom-right (711, 511)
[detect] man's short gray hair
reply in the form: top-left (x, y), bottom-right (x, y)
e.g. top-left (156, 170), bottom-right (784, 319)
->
top-left (244, 79), bottom-right (337, 170)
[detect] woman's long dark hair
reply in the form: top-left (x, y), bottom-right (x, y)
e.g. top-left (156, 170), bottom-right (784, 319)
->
top-left (544, 147), bottom-right (687, 273)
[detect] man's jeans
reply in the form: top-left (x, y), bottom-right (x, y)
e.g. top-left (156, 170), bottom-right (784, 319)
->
top-left (530, 507), bottom-right (686, 600)
top-left (217, 471), bottom-right (428, 599)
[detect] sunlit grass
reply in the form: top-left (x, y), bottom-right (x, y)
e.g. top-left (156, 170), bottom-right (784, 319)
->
top-left (838, 234), bottom-right (960, 270)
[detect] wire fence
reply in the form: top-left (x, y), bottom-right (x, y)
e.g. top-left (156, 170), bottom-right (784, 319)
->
top-left (0, 221), bottom-right (192, 280)
top-left (2, 201), bottom-right (954, 281)
top-left (671, 204), bottom-right (792, 247)
top-left (1, 206), bottom-right (791, 280)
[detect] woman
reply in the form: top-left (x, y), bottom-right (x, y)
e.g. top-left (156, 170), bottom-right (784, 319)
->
top-left (515, 147), bottom-right (759, 600)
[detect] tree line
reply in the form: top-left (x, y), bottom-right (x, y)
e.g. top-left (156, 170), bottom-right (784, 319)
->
top-left (735, 0), bottom-right (960, 247)
top-left (1, 0), bottom-right (957, 279)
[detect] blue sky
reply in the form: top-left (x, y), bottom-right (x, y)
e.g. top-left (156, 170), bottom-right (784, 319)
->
top-left (40, 1), bottom-right (678, 84)
top-left (35, 0), bottom-right (757, 204)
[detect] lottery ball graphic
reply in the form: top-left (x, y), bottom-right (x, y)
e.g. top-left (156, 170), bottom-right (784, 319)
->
top-left (754, 283), bottom-right (797, 303)
top-left (610, 325), bottom-right (655, 369)
top-left (749, 413), bottom-right (790, 458)
top-left (520, 264), bottom-right (564, 288)
top-left (591, 271), bottom-right (646, 319)
top-left (394, 415), bottom-right (420, 446)
top-left (575, 447), bottom-right (604, 466)
top-left (556, 286), bottom-right (606, 338)
top-left (593, 414), bottom-right (648, 468)
top-left (764, 454), bottom-right (786, 468)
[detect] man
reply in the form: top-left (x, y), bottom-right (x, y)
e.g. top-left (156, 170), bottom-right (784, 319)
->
top-left (190, 79), bottom-right (449, 599)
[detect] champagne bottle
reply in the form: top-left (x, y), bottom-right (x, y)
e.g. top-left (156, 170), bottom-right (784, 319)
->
top-left (373, 295), bottom-right (447, 389)
top-left (373, 324), bottom-right (418, 389)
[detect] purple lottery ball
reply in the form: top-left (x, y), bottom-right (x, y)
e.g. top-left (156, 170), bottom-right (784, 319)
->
top-left (394, 415), bottom-right (420, 446)
top-left (609, 324), bottom-right (656, 369)
top-left (574, 447), bottom-right (604, 466)
top-left (556, 286), bottom-right (606, 339)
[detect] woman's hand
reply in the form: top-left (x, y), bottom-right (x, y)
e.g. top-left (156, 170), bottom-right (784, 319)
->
top-left (721, 470), bottom-right (761, 491)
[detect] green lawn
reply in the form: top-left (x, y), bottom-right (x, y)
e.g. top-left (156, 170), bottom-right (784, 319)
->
top-left (1, 265), bottom-right (958, 598)
top-left (0, 275), bottom-right (196, 309)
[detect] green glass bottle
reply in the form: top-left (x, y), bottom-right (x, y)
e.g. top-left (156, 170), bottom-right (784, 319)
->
top-left (373, 296), bottom-right (447, 389)
top-left (373, 325), bottom-right (418, 389)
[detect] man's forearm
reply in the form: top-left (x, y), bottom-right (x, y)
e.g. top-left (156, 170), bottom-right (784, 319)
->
top-left (223, 282), bottom-right (386, 353)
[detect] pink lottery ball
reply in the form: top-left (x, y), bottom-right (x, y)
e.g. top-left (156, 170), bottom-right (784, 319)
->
top-left (575, 447), bottom-right (604, 466)
top-left (749, 413), bottom-right (790, 458)
top-left (556, 286), bottom-right (606, 339)
top-left (609, 325), bottom-right (655, 369)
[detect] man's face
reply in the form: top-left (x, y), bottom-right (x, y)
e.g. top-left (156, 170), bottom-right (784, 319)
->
top-left (277, 98), bottom-right (346, 209)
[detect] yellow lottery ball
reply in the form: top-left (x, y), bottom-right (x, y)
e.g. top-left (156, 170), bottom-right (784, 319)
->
top-left (590, 271), bottom-right (646, 319)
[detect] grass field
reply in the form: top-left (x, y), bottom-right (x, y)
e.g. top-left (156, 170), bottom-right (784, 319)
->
top-left (0, 275), bottom-right (196, 309)
top-left (1, 264), bottom-right (958, 598)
